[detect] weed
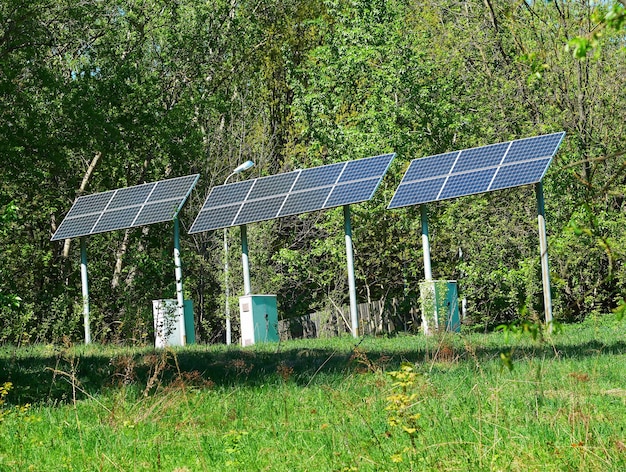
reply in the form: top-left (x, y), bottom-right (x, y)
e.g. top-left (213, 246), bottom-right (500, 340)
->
top-left (142, 350), bottom-right (170, 396)
top-left (0, 381), bottom-right (12, 422)
top-left (385, 362), bottom-right (422, 462)
top-left (110, 353), bottom-right (137, 386)
top-left (276, 361), bottom-right (294, 382)
top-left (350, 347), bottom-right (390, 373)
top-left (223, 429), bottom-right (248, 467)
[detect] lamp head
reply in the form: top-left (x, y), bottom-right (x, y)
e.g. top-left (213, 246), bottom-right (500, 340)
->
top-left (233, 160), bottom-right (255, 174)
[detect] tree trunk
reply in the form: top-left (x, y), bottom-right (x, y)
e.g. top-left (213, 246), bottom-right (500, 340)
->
top-left (62, 151), bottom-right (102, 258)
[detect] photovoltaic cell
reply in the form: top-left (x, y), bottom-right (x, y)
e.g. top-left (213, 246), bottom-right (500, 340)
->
top-left (453, 142), bottom-right (508, 173)
top-left (203, 180), bottom-right (255, 207)
top-left (490, 159), bottom-right (551, 191)
top-left (189, 153), bottom-right (395, 233)
top-left (402, 152), bottom-right (458, 182)
top-left (438, 169), bottom-right (496, 200)
top-left (234, 196), bottom-right (287, 226)
top-left (504, 133), bottom-right (564, 164)
top-left (279, 187), bottom-right (330, 218)
top-left (388, 132), bottom-right (564, 209)
top-left (108, 184), bottom-right (155, 210)
top-left (92, 207), bottom-right (141, 234)
top-left (292, 163), bottom-right (344, 192)
top-left (390, 178), bottom-right (446, 209)
top-left (65, 192), bottom-right (113, 218)
top-left (191, 205), bottom-right (241, 234)
top-left (325, 178), bottom-right (379, 209)
top-left (133, 200), bottom-right (182, 227)
top-left (247, 173), bottom-right (298, 200)
top-left (339, 155), bottom-right (392, 182)
top-left (52, 214), bottom-right (102, 241)
top-left (51, 174), bottom-right (199, 241)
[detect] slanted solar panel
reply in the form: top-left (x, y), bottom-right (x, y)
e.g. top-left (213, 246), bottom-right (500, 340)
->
top-left (51, 174), bottom-right (199, 241)
top-left (388, 132), bottom-right (564, 209)
top-left (189, 153), bottom-right (395, 233)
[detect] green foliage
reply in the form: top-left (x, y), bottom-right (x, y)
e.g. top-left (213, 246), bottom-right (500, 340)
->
top-left (566, 2), bottom-right (626, 58)
top-left (0, 203), bottom-right (22, 327)
top-left (0, 0), bottom-right (625, 343)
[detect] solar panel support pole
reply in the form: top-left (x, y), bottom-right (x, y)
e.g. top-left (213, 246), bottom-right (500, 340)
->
top-left (80, 237), bottom-right (91, 344)
top-left (224, 227), bottom-right (232, 345)
top-left (241, 224), bottom-right (252, 295)
top-left (173, 216), bottom-right (187, 344)
top-left (343, 205), bottom-right (359, 338)
top-left (535, 182), bottom-right (553, 330)
top-left (421, 205), bottom-right (433, 281)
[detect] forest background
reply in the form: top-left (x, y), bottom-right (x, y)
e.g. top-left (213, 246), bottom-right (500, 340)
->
top-left (1, 0), bottom-right (624, 344)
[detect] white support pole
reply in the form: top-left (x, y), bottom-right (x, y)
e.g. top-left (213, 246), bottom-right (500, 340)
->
top-left (224, 227), bottom-right (232, 345)
top-left (421, 205), bottom-right (433, 281)
top-left (222, 160), bottom-right (255, 344)
top-left (80, 237), bottom-right (91, 344)
top-left (173, 216), bottom-right (187, 344)
top-left (535, 182), bottom-right (553, 329)
top-left (420, 205), bottom-right (438, 333)
top-left (241, 224), bottom-right (252, 295)
top-left (343, 205), bottom-right (359, 338)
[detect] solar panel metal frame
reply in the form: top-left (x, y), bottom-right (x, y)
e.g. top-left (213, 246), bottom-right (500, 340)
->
top-left (189, 153), bottom-right (395, 233)
top-left (388, 132), bottom-right (565, 209)
top-left (51, 174), bottom-right (200, 241)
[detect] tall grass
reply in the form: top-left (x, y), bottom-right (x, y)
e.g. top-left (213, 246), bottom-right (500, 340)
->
top-left (0, 315), bottom-right (625, 470)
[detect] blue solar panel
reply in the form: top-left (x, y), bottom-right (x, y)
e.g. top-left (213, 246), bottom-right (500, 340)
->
top-left (402, 152), bottom-right (458, 182)
top-left (51, 174), bottom-right (199, 241)
top-left (92, 207), bottom-right (141, 234)
top-left (234, 196), bottom-right (286, 226)
top-left (133, 200), bottom-right (182, 226)
top-left (490, 158), bottom-right (551, 191)
top-left (388, 132), bottom-right (564, 209)
top-left (107, 184), bottom-right (155, 210)
top-left (389, 178), bottom-right (446, 208)
top-left (278, 187), bottom-right (330, 217)
top-left (504, 133), bottom-right (564, 164)
top-left (51, 213), bottom-right (102, 241)
top-left (324, 178), bottom-right (379, 209)
top-left (438, 168), bottom-right (496, 200)
top-left (339, 155), bottom-right (393, 182)
top-left (65, 192), bottom-right (113, 218)
top-left (203, 180), bottom-right (255, 207)
top-left (248, 173), bottom-right (298, 200)
top-left (190, 204), bottom-right (241, 233)
top-left (189, 153), bottom-right (395, 233)
top-left (453, 142), bottom-right (508, 173)
top-left (292, 163), bottom-right (344, 192)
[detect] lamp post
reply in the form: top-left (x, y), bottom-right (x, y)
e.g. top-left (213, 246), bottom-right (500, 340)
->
top-left (224, 160), bottom-right (255, 345)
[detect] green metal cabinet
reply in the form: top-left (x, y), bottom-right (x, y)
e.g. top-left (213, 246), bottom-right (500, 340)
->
top-left (419, 280), bottom-right (460, 335)
top-left (183, 300), bottom-right (195, 345)
top-left (239, 295), bottom-right (279, 346)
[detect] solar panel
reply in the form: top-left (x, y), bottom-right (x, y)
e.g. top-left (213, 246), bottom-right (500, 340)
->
top-left (388, 132), bottom-right (565, 209)
top-left (51, 174), bottom-right (200, 241)
top-left (189, 153), bottom-right (395, 233)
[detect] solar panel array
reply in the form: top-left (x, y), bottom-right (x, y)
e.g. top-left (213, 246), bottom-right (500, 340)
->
top-left (388, 132), bottom-right (565, 209)
top-left (51, 174), bottom-right (200, 241)
top-left (189, 153), bottom-right (395, 233)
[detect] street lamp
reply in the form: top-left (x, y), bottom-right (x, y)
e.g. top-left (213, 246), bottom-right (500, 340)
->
top-left (224, 160), bottom-right (255, 345)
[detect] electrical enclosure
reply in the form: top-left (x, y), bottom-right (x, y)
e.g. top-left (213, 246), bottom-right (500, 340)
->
top-left (239, 295), bottom-right (279, 346)
top-left (152, 299), bottom-right (195, 347)
top-left (419, 281), bottom-right (460, 335)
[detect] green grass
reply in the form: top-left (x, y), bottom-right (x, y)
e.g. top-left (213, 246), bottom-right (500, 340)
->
top-left (1, 315), bottom-right (625, 471)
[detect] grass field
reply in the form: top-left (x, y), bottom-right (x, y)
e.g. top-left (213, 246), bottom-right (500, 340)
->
top-left (1, 314), bottom-right (625, 471)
